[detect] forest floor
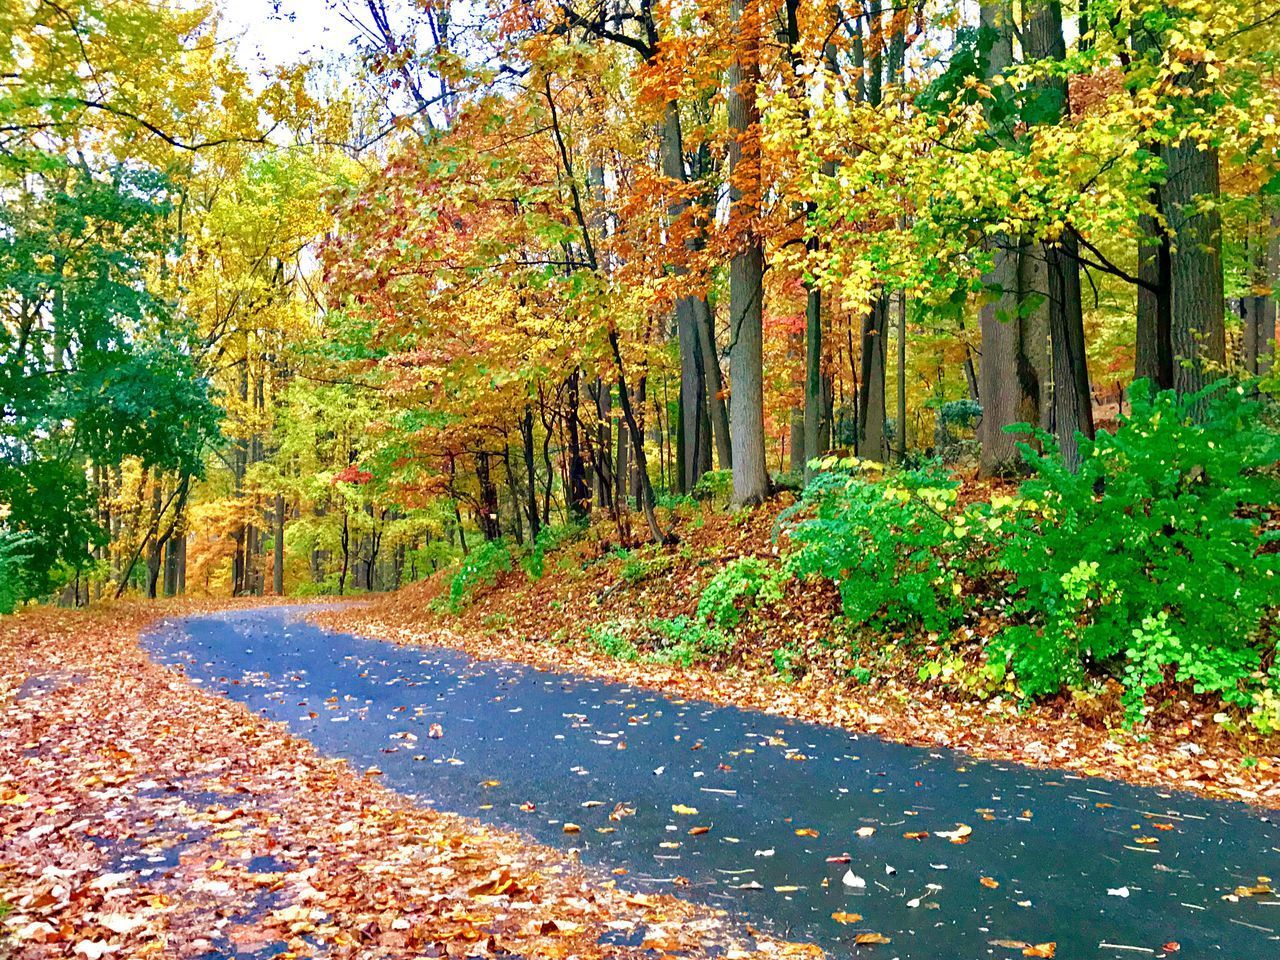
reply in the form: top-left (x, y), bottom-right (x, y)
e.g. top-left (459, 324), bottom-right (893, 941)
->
top-left (0, 601), bottom-right (804, 959)
top-left (318, 495), bottom-right (1280, 810)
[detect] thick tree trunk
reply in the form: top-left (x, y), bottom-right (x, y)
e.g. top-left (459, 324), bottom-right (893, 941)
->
top-left (977, 0), bottom-right (1047, 476)
top-left (1024, 0), bottom-right (1093, 465)
top-left (1044, 237), bottom-right (1095, 468)
top-left (858, 298), bottom-right (888, 461)
top-left (726, 0), bottom-right (768, 505)
top-left (1164, 134), bottom-right (1225, 399)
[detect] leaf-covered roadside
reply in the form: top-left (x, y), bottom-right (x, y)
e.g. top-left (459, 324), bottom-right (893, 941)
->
top-left (0, 604), bottom-right (805, 959)
top-left (318, 501), bottom-right (1280, 810)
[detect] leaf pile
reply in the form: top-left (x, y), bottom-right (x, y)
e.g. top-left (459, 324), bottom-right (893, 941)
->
top-left (0, 602), bottom-right (806, 959)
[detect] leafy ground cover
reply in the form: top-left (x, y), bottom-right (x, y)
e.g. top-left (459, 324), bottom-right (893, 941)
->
top-left (0, 602), bottom-right (802, 959)
top-left (320, 486), bottom-right (1280, 810)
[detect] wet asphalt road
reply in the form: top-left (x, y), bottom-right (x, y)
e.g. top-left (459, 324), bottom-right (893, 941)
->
top-left (144, 607), bottom-right (1280, 959)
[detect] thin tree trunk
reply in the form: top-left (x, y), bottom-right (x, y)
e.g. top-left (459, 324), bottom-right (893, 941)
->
top-left (521, 405), bottom-right (542, 541)
top-left (273, 492), bottom-right (285, 595)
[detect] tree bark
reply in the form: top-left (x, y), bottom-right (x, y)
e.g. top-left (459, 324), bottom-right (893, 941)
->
top-left (273, 492), bottom-right (285, 595)
top-left (1163, 130), bottom-right (1225, 399)
top-left (727, 0), bottom-right (768, 505)
top-left (1023, 0), bottom-right (1094, 466)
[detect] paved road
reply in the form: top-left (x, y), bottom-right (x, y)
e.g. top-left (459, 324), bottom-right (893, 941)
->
top-left (145, 607), bottom-right (1280, 958)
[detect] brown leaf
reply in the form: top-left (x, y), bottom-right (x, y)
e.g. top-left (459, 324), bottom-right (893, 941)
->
top-left (854, 932), bottom-right (891, 945)
top-left (1022, 943), bottom-right (1056, 958)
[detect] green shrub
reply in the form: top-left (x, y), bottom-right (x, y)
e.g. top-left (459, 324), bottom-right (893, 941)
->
top-left (783, 459), bottom-right (984, 634)
top-left (0, 533), bottom-right (34, 615)
top-left (772, 643), bottom-right (804, 681)
top-left (445, 539), bottom-right (512, 611)
top-left (617, 546), bottom-right (672, 585)
top-left (585, 622), bottom-right (640, 661)
top-left (648, 615), bottom-right (732, 666)
top-left (697, 556), bottom-right (785, 629)
top-left (692, 469), bottom-right (733, 504)
top-left (521, 521), bottom-right (584, 580)
top-left (992, 379), bottom-right (1280, 714)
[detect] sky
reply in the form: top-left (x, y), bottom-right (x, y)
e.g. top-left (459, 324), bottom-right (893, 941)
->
top-left (218, 0), bottom-right (357, 73)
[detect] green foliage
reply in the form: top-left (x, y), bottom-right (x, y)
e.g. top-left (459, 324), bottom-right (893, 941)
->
top-left (691, 469), bottom-right (733, 504)
top-left (444, 539), bottom-right (513, 611)
top-left (585, 622), bottom-right (639, 661)
top-left (617, 545), bottom-right (672, 585)
top-left (697, 556), bottom-right (785, 629)
top-left (784, 460), bottom-right (981, 635)
top-left (521, 521), bottom-right (584, 580)
top-left (937, 399), bottom-right (983, 429)
top-left (993, 380), bottom-right (1280, 714)
top-left (0, 166), bottom-right (220, 601)
top-left (0, 532), bottom-right (35, 614)
top-left (648, 615), bottom-right (733, 666)
top-left (772, 643), bottom-right (804, 681)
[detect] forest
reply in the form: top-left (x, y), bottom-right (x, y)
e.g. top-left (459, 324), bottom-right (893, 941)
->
top-left (3, 2), bottom-right (1280, 957)
top-left (4, 0), bottom-right (1280, 711)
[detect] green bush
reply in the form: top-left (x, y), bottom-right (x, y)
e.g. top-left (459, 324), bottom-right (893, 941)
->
top-left (0, 533), bottom-right (34, 615)
top-left (617, 546), bottom-right (672, 585)
top-left (585, 622), bottom-right (640, 661)
top-left (772, 642), bottom-right (804, 681)
top-left (697, 556), bottom-right (785, 629)
top-left (992, 379), bottom-right (1280, 713)
top-left (444, 539), bottom-right (513, 611)
top-left (648, 615), bottom-right (732, 666)
top-left (521, 521), bottom-right (584, 580)
top-left (783, 459), bottom-right (983, 634)
top-left (691, 469), bottom-right (733, 504)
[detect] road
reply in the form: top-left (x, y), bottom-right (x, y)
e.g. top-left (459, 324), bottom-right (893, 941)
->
top-left (144, 607), bottom-right (1280, 958)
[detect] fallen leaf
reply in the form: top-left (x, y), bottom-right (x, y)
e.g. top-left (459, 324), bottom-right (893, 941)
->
top-left (831, 912), bottom-right (863, 924)
top-left (854, 932), bottom-right (891, 945)
top-left (795, 828), bottom-right (820, 838)
top-left (671, 803), bottom-right (698, 815)
top-left (1022, 943), bottom-right (1056, 958)
top-left (980, 876), bottom-right (1000, 889)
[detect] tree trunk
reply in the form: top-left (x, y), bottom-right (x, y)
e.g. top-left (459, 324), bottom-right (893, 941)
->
top-left (726, 0), bottom-right (768, 505)
top-left (858, 298), bottom-right (889, 461)
top-left (1163, 129), bottom-right (1225, 399)
top-left (521, 405), bottom-right (542, 541)
top-left (977, 0), bottom-right (1044, 476)
top-left (564, 370), bottom-right (590, 520)
top-left (476, 451), bottom-right (502, 540)
top-left (273, 492), bottom-right (285, 595)
top-left (1024, 0), bottom-right (1093, 466)
top-left (1136, 206), bottom-right (1174, 388)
